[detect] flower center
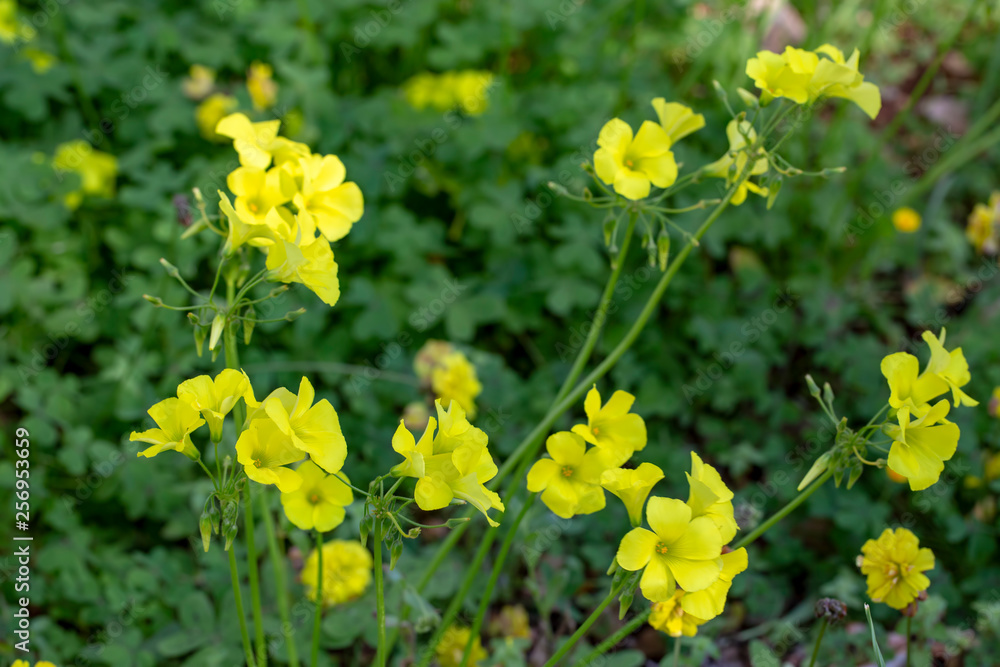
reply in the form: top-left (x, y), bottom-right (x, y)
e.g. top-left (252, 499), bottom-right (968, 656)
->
top-left (625, 159), bottom-right (634, 168)
top-left (561, 466), bottom-right (574, 478)
top-left (249, 202), bottom-right (259, 213)
top-left (592, 426), bottom-right (600, 435)
top-left (252, 458), bottom-right (262, 468)
top-left (655, 542), bottom-right (669, 555)
top-left (310, 493), bottom-right (320, 504)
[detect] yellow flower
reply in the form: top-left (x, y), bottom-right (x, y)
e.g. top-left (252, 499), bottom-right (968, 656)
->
top-left (452, 71), bottom-right (494, 115)
top-left (402, 71), bottom-right (493, 115)
top-left (600, 462), bottom-right (664, 527)
top-left (594, 118), bottom-right (678, 200)
top-left (881, 328), bottom-right (976, 411)
top-left (216, 112), bottom-right (283, 170)
top-left (704, 120), bottom-right (769, 206)
top-left (921, 329), bottom-right (977, 407)
top-left (0, 0), bottom-right (33, 44)
top-left (892, 207), bottom-right (921, 233)
top-left (293, 153), bottom-right (364, 242)
top-left (686, 452), bottom-right (738, 543)
top-left (809, 44), bottom-right (882, 119)
top-left (218, 191), bottom-right (276, 253)
top-left (196, 93), bottom-right (238, 141)
top-left (571, 386), bottom-right (647, 467)
top-left (966, 193), bottom-right (999, 254)
top-left (414, 340), bottom-right (456, 379)
top-left (280, 460), bottom-right (353, 532)
top-left (858, 528), bottom-right (934, 610)
top-left (885, 400), bottom-right (960, 491)
top-left (183, 64), bottom-right (216, 100)
top-left (265, 237), bottom-right (341, 307)
top-left (52, 140), bottom-right (118, 209)
top-left (616, 496), bottom-right (723, 601)
top-left (12, 662), bottom-right (57, 667)
top-left (391, 400), bottom-right (504, 527)
top-left (22, 47), bottom-right (56, 73)
top-left (746, 49), bottom-right (812, 104)
top-left (257, 377), bottom-right (348, 474)
top-left (177, 369), bottom-right (254, 442)
top-left (302, 539), bottom-right (372, 607)
top-left (431, 351), bottom-right (483, 419)
top-left (235, 417), bottom-right (305, 492)
top-left (227, 164), bottom-right (296, 225)
top-left (130, 397), bottom-right (204, 460)
top-left (436, 625), bottom-right (487, 667)
top-left (651, 99), bottom-right (705, 143)
top-left (527, 431), bottom-right (610, 519)
top-left (490, 604), bottom-right (531, 640)
top-left (649, 590), bottom-right (706, 637)
top-left (247, 61), bottom-right (277, 110)
top-left (403, 72), bottom-right (447, 111)
top-left (680, 547), bottom-right (748, 621)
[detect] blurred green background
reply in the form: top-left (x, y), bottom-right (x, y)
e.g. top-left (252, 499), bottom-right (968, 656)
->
top-left (2, 0), bottom-right (1000, 665)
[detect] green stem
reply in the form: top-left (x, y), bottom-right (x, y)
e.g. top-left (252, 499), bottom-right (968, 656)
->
top-left (459, 497), bottom-right (536, 667)
top-left (570, 608), bottom-right (652, 666)
top-left (673, 635), bottom-right (681, 667)
top-left (244, 484), bottom-right (266, 665)
top-left (543, 579), bottom-right (627, 667)
top-left (732, 468), bottom-right (834, 550)
top-left (229, 547), bottom-right (257, 667)
top-left (808, 617), bottom-right (829, 667)
top-left (374, 520), bottom-right (387, 667)
top-left (261, 491), bottom-right (300, 667)
top-left (905, 614), bottom-right (912, 667)
top-left (311, 532), bottom-right (324, 667)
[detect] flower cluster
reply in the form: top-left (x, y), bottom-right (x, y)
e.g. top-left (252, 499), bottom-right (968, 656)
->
top-left (745, 44), bottom-right (881, 119)
top-left (209, 112), bottom-right (364, 306)
top-left (880, 328), bottom-right (975, 490)
top-left (402, 70), bottom-right (494, 115)
top-left (302, 539), bottom-right (373, 607)
top-left (51, 140), bottom-right (119, 210)
top-left (703, 119), bottom-right (769, 206)
top-left (857, 528), bottom-right (934, 611)
top-left (391, 399), bottom-right (504, 526)
top-left (414, 340), bottom-right (483, 418)
top-left (966, 191), bottom-right (1000, 254)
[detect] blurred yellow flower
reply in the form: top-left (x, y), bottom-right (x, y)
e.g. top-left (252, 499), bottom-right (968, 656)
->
top-left (196, 93), bottom-right (238, 141)
top-left (177, 368), bottom-right (254, 442)
top-left (52, 140), bottom-right (118, 209)
top-left (616, 496), bottom-right (723, 601)
top-left (130, 397), bottom-right (204, 460)
top-left (431, 352), bottom-right (483, 419)
top-left (403, 70), bottom-right (494, 115)
top-left (600, 462), bottom-right (664, 527)
top-left (0, 0), bottom-right (34, 44)
top-left (247, 61), bottom-right (278, 110)
top-left (649, 590), bottom-right (705, 637)
top-left (686, 452), bottom-right (738, 543)
top-left (436, 625), bottom-right (487, 667)
top-left (183, 64), bottom-right (216, 100)
top-left (966, 192), bottom-right (999, 254)
top-left (302, 539), bottom-right (372, 607)
top-left (594, 118), bottom-right (677, 200)
top-left (885, 400), bottom-right (959, 491)
top-left (527, 431), bottom-right (609, 519)
top-left (892, 207), bottom-right (921, 233)
top-left (22, 47), bottom-right (56, 73)
top-left (858, 528), bottom-right (933, 610)
top-left (281, 460), bottom-right (353, 532)
top-left (489, 604), bottom-right (531, 640)
top-left (571, 386), bottom-right (647, 467)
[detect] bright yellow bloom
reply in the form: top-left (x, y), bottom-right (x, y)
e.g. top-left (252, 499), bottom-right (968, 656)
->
top-left (600, 462), bottom-right (664, 527)
top-left (686, 452), bottom-right (738, 543)
top-left (680, 547), bottom-right (748, 621)
top-left (219, 191), bottom-right (276, 253)
top-left (177, 369), bottom-right (254, 442)
top-left (227, 165), bottom-right (295, 225)
top-left (196, 93), bottom-right (238, 142)
top-left (649, 590), bottom-right (706, 637)
top-left (265, 237), bottom-right (341, 307)
top-left (235, 417), bottom-right (305, 492)
top-left (302, 540), bottom-right (372, 607)
top-left (12, 662), bottom-right (57, 667)
top-left (616, 497), bottom-right (723, 601)
top-left (431, 351), bottom-right (483, 419)
top-left (293, 153), bottom-right (364, 242)
top-left (258, 377), bottom-right (348, 474)
top-left (892, 207), bottom-right (921, 233)
top-left (858, 528), bottom-right (934, 610)
top-left (966, 193), bottom-right (999, 253)
top-left (885, 400), bottom-right (960, 491)
top-left (809, 44), bottom-right (882, 119)
top-left (216, 112), bottom-right (282, 170)
top-left (527, 431), bottom-right (610, 519)
top-left (247, 61), bottom-right (278, 110)
top-left (391, 400), bottom-right (504, 526)
top-left (746, 49), bottom-right (812, 104)
top-left (594, 119), bottom-right (677, 200)
top-left (571, 386), bottom-right (647, 467)
top-left (651, 99), bottom-right (705, 143)
top-left (704, 120), bottom-right (769, 206)
top-left (183, 64), bottom-right (216, 100)
top-left (280, 460), bottom-right (353, 532)
top-left (881, 328), bottom-right (976, 411)
top-left (921, 329), bottom-right (977, 407)
top-left (130, 397), bottom-right (204, 459)
top-left (52, 140), bottom-right (118, 209)
top-left (436, 625), bottom-right (487, 667)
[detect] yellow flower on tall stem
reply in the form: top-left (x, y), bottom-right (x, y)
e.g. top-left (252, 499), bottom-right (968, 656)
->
top-left (857, 528), bottom-right (934, 610)
top-left (280, 461), bottom-right (353, 532)
top-left (593, 119), bottom-right (677, 200)
top-left (526, 431), bottom-right (610, 519)
top-left (293, 153), bottom-right (364, 242)
top-left (259, 377), bottom-right (348, 474)
top-left (885, 400), bottom-right (960, 491)
top-left (177, 369), bottom-right (254, 442)
top-left (600, 462), bottom-right (664, 527)
top-left (130, 397), bottom-right (204, 460)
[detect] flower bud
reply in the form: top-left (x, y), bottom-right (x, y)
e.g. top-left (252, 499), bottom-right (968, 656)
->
top-left (208, 313), bottom-right (225, 351)
top-left (805, 374), bottom-right (821, 398)
top-left (814, 598), bottom-right (847, 624)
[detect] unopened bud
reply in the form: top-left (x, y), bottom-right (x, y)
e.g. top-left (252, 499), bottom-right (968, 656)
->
top-left (143, 294), bottom-right (164, 306)
top-left (805, 374), bottom-right (821, 398)
top-left (814, 598), bottom-right (847, 623)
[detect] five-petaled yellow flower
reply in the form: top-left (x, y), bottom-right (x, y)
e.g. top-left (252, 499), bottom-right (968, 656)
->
top-left (686, 452), bottom-right (738, 543)
top-left (571, 386), bottom-right (647, 467)
top-left (881, 328), bottom-right (976, 412)
top-left (281, 460), bottom-right (353, 532)
top-left (258, 376), bottom-right (348, 475)
top-left (600, 462), bottom-right (664, 527)
top-left (130, 397), bottom-right (204, 460)
top-left (527, 431), bottom-right (610, 519)
top-left (885, 400), bottom-right (960, 491)
top-left (857, 528), bottom-right (934, 610)
top-left (594, 118), bottom-right (677, 200)
top-left (235, 417), bottom-right (305, 492)
top-left (616, 496), bottom-right (723, 601)
top-left (177, 368), bottom-right (255, 442)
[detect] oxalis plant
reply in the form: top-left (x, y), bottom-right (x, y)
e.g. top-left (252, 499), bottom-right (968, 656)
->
top-left (132, 44), bottom-right (975, 667)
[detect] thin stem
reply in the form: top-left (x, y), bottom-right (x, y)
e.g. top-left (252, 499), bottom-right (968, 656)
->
top-left (543, 579), bottom-right (627, 667)
top-left (673, 635), bottom-right (681, 667)
top-left (905, 614), bottom-right (912, 667)
top-left (330, 472), bottom-right (371, 496)
top-left (374, 520), bottom-right (387, 667)
top-left (261, 491), bottom-right (300, 667)
top-left (570, 608), bottom-right (652, 666)
top-left (244, 484), bottom-right (266, 666)
top-left (733, 468), bottom-right (834, 550)
top-left (311, 532), bottom-right (324, 667)
top-left (808, 617), bottom-right (829, 667)
top-left (229, 547), bottom-right (257, 667)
